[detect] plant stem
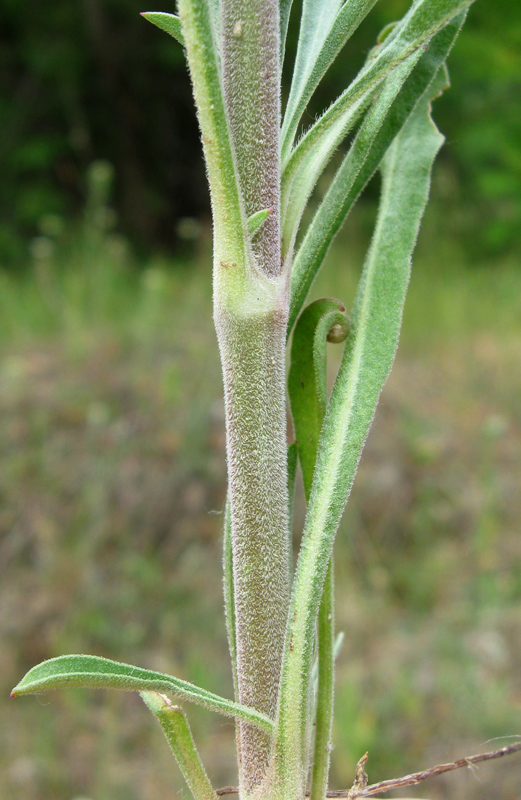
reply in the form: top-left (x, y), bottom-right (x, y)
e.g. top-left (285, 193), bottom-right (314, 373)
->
top-left (141, 692), bottom-right (217, 800)
top-left (222, 0), bottom-right (281, 278)
top-left (214, 285), bottom-right (291, 795)
top-left (217, 2), bottom-right (291, 794)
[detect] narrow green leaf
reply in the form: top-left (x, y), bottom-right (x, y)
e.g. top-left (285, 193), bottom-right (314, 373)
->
top-left (281, 0), bottom-right (379, 162)
top-left (142, 692), bottom-right (217, 800)
top-left (289, 298), bottom-right (349, 495)
top-left (208, 0), bottom-right (221, 49)
top-left (280, 0), bottom-right (294, 62)
top-left (288, 298), bottom-right (348, 794)
top-left (178, 0), bottom-right (248, 296)
top-left (311, 632), bottom-right (344, 689)
top-left (275, 68), bottom-right (448, 798)
top-left (281, 0), bottom-right (472, 255)
top-left (287, 441), bottom-right (298, 535)
top-left (12, 654), bottom-right (273, 732)
top-left (247, 207), bottom-right (273, 238)
top-left (377, 20), bottom-right (399, 44)
top-left (141, 12), bottom-right (185, 46)
top-left (281, 89), bottom-right (369, 258)
top-left (288, 13), bottom-right (466, 332)
top-left (310, 561), bottom-right (335, 800)
top-left (222, 498), bottom-right (238, 697)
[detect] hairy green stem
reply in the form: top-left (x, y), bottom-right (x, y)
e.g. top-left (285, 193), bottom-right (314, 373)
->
top-left (215, 283), bottom-right (291, 795)
top-left (141, 693), bottom-right (217, 800)
top-left (222, 0), bottom-right (281, 277)
top-left (217, 1), bottom-right (291, 794)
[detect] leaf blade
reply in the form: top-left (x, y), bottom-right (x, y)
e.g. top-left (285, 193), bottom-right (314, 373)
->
top-left (288, 12), bottom-right (466, 332)
top-left (289, 298), bottom-right (349, 496)
top-left (288, 298), bottom-right (348, 794)
top-left (141, 12), bottom-right (185, 45)
top-left (247, 207), bottom-right (273, 238)
top-left (276, 68), bottom-right (448, 798)
top-left (280, 0), bottom-right (294, 62)
top-left (223, 499), bottom-right (238, 697)
top-left (178, 0), bottom-right (247, 292)
top-left (310, 560), bottom-right (335, 800)
top-left (12, 654), bottom-right (274, 732)
top-left (281, 0), bottom-right (472, 256)
top-left (281, 0), bottom-right (379, 161)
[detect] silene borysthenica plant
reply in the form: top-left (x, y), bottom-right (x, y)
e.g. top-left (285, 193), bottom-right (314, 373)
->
top-left (17, 0), bottom-right (518, 799)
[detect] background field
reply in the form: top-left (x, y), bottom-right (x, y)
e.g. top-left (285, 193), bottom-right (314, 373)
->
top-left (1, 0), bottom-right (521, 798)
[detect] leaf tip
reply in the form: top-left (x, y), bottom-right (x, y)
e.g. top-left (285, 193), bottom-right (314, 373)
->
top-left (10, 679), bottom-right (27, 697)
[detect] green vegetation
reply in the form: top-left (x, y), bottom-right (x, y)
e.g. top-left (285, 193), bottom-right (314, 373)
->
top-left (1, 0), bottom-right (520, 262)
top-left (2, 219), bottom-right (520, 799)
top-left (3, 157), bottom-right (521, 797)
top-left (5, 0), bottom-right (521, 799)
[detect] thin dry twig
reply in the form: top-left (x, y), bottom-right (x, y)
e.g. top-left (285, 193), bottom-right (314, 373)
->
top-left (215, 741), bottom-right (521, 798)
top-left (343, 741), bottom-right (521, 798)
top-left (347, 753), bottom-right (369, 799)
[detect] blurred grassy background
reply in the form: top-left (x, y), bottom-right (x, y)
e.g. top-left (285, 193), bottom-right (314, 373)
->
top-left (1, 0), bottom-right (521, 799)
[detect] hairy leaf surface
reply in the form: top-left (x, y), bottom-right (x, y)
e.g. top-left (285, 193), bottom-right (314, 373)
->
top-left (289, 298), bottom-right (349, 494)
top-left (12, 655), bottom-right (274, 731)
top-left (141, 693), bottom-right (217, 800)
top-left (281, 0), bottom-right (379, 162)
top-left (178, 0), bottom-right (247, 294)
top-left (288, 298), bottom-right (348, 798)
top-left (141, 12), bottom-right (185, 45)
top-left (288, 12), bottom-right (466, 331)
top-left (281, 0), bottom-right (472, 256)
top-left (275, 66), bottom-right (448, 798)
top-left (280, 0), bottom-right (294, 61)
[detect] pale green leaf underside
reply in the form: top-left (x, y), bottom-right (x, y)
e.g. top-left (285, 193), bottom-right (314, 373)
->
top-left (141, 12), bottom-right (185, 45)
top-left (287, 441), bottom-right (298, 534)
top-left (208, 0), bottom-right (221, 49)
top-left (141, 692), bottom-right (217, 800)
top-left (282, 94), bottom-right (369, 256)
top-left (275, 68), bottom-right (448, 796)
top-left (287, 12), bottom-right (466, 332)
top-left (280, 0), bottom-right (294, 62)
top-left (222, 499), bottom-right (238, 697)
top-left (281, 0), bottom-right (472, 253)
top-left (12, 654), bottom-right (273, 732)
top-left (281, 0), bottom-right (379, 162)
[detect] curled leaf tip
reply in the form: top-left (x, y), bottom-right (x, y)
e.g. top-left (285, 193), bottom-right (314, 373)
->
top-left (326, 318), bottom-right (349, 344)
top-left (315, 297), bottom-right (345, 313)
